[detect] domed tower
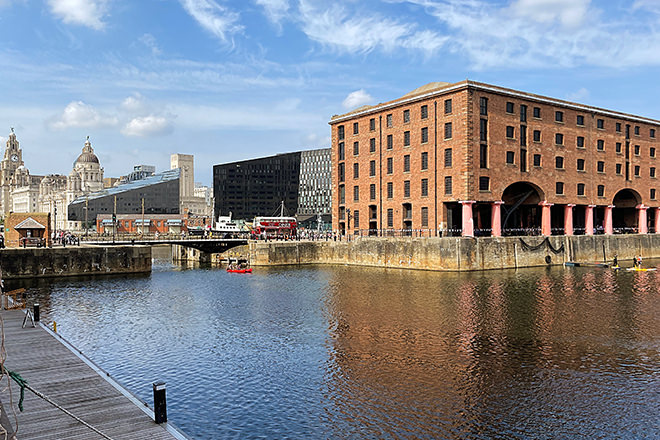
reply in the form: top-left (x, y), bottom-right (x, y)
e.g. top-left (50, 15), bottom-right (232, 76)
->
top-left (73, 136), bottom-right (104, 193)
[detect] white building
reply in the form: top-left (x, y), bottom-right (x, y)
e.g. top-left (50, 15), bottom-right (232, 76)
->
top-left (1, 130), bottom-right (105, 231)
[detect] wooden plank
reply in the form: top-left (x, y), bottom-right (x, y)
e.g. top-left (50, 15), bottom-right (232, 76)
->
top-left (0, 310), bottom-right (190, 440)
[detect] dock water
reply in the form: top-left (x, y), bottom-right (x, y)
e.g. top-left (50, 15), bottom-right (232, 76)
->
top-left (0, 309), bottom-right (188, 440)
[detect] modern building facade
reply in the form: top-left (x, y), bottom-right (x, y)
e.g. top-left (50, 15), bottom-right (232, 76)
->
top-left (68, 168), bottom-right (181, 225)
top-left (329, 81), bottom-right (660, 237)
top-left (213, 148), bottom-right (331, 222)
top-left (297, 148), bottom-right (332, 216)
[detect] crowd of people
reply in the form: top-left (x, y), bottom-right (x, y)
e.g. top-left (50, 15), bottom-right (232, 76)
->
top-left (51, 231), bottom-right (80, 246)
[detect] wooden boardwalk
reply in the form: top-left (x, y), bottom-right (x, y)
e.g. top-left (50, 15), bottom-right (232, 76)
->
top-left (0, 309), bottom-right (190, 440)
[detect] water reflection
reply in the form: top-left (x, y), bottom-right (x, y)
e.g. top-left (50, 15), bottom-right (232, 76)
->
top-left (9, 263), bottom-right (659, 439)
top-left (323, 266), bottom-right (659, 439)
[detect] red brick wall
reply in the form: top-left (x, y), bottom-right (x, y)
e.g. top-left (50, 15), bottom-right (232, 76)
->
top-left (331, 81), bottom-right (660, 233)
top-left (4, 212), bottom-right (51, 247)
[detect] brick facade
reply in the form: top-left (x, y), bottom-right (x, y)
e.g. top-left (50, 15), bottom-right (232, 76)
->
top-left (96, 213), bottom-right (212, 235)
top-left (330, 80), bottom-right (660, 236)
top-left (4, 212), bottom-right (51, 247)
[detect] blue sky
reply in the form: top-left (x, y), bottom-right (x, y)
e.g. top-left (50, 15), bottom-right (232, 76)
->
top-left (2, 0), bottom-right (660, 185)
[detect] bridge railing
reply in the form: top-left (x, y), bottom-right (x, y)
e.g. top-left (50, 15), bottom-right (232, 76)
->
top-left (79, 232), bottom-right (251, 242)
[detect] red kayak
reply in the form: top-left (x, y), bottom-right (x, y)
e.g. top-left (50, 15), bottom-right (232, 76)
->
top-left (227, 268), bottom-right (252, 273)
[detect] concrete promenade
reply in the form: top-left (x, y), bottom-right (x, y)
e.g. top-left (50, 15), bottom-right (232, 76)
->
top-left (0, 309), bottom-right (189, 440)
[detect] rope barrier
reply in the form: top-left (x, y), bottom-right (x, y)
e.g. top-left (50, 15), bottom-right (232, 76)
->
top-left (518, 237), bottom-right (565, 255)
top-left (3, 366), bottom-right (116, 440)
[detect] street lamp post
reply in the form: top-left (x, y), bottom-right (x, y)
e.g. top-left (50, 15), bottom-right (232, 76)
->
top-left (112, 195), bottom-right (117, 243)
top-left (84, 196), bottom-right (88, 237)
top-left (53, 202), bottom-right (57, 245)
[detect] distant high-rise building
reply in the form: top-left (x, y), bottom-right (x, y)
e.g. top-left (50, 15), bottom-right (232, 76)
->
top-left (213, 148), bottom-right (331, 221)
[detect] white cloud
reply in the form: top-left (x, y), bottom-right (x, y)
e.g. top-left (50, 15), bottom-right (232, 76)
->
top-left (122, 115), bottom-right (174, 137)
top-left (298, 1), bottom-right (447, 55)
top-left (139, 33), bottom-right (161, 56)
top-left (511, 0), bottom-right (590, 28)
top-left (48, 101), bottom-right (118, 130)
top-left (255, 0), bottom-right (290, 29)
top-left (391, 0), bottom-right (660, 69)
top-left (120, 93), bottom-right (147, 113)
top-left (47, 0), bottom-right (109, 30)
top-left (342, 89), bottom-right (373, 109)
top-left (179, 0), bottom-right (243, 42)
top-left (566, 87), bottom-right (590, 102)
top-left (633, 0), bottom-right (660, 14)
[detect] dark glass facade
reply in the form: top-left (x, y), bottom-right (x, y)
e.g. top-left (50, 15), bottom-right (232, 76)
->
top-left (214, 153), bottom-right (302, 220)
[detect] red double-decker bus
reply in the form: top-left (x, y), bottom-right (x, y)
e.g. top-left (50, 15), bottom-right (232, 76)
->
top-left (252, 216), bottom-right (297, 238)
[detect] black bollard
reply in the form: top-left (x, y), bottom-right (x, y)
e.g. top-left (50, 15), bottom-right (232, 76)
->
top-left (153, 382), bottom-right (167, 423)
top-left (33, 303), bottom-right (40, 322)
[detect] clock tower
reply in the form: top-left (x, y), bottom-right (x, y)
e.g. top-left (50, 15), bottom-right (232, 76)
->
top-left (1, 128), bottom-right (24, 216)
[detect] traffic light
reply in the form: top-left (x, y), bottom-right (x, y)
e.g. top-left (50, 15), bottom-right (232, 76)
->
top-left (112, 213), bottom-right (116, 223)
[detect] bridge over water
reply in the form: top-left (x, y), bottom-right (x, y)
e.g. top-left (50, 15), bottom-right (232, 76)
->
top-left (84, 238), bottom-right (249, 254)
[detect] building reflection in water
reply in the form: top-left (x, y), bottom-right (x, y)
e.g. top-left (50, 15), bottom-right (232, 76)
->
top-left (322, 265), bottom-right (659, 439)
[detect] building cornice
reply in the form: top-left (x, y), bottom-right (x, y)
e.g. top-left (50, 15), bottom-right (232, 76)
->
top-left (329, 80), bottom-right (660, 127)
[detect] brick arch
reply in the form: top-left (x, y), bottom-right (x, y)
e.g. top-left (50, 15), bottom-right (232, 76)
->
top-left (500, 181), bottom-right (545, 235)
top-left (612, 188), bottom-right (643, 233)
top-left (612, 188), bottom-right (642, 208)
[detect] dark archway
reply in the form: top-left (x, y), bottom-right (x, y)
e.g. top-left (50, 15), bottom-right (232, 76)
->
top-left (612, 189), bottom-right (641, 233)
top-left (501, 182), bottom-right (544, 235)
top-left (443, 202), bottom-right (462, 236)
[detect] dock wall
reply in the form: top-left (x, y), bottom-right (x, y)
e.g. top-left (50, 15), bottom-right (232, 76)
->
top-left (247, 235), bottom-right (660, 271)
top-left (0, 246), bottom-right (152, 279)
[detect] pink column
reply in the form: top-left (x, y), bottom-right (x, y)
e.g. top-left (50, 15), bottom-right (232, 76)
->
top-left (604, 205), bottom-right (614, 235)
top-left (655, 208), bottom-right (660, 233)
top-left (460, 201), bottom-right (475, 237)
top-left (539, 201), bottom-right (553, 236)
top-left (585, 205), bottom-right (595, 235)
top-left (564, 204), bottom-right (575, 236)
top-left (491, 201), bottom-right (504, 237)
top-left (637, 204), bottom-right (648, 234)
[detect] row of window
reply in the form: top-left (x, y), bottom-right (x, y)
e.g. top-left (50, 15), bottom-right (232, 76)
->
top-left (504, 150), bottom-right (656, 177)
top-left (336, 100), bottom-right (454, 140)
top-left (339, 176), bottom-right (658, 202)
top-left (504, 125), bottom-right (657, 156)
top-left (339, 206), bottom-right (431, 228)
top-left (338, 95), bottom-right (658, 143)
top-left (502, 100), bottom-right (657, 139)
top-left (336, 124), bottom-right (452, 160)
top-left (339, 147), bottom-right (659, 183)
top-left (339, 178), bottom-right (430, 203)
top-left (552, 183), bottom-right (657, 200)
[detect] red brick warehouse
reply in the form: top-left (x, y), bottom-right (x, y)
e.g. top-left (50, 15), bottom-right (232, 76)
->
top-left (329, 80), bottom-right (660, 237)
